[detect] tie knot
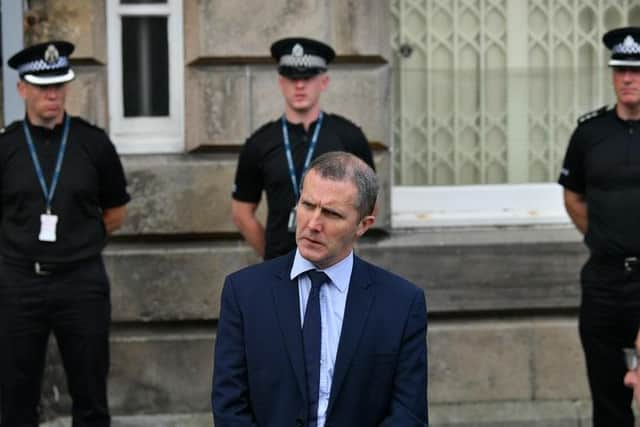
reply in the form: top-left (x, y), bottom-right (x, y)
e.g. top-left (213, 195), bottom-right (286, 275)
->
top-left (307, 270), bottom-right (329, 289)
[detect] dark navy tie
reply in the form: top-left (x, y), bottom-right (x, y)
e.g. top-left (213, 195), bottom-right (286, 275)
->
top-left (303, 270), bottom-right (329, 427)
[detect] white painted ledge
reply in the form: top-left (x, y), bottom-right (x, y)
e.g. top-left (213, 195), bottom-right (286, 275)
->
top-left (392, 183), bottom-right (571, 228)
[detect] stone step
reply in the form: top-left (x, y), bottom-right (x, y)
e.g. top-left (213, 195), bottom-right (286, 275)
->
top-left (40, 414), bottom-right (211, 427)
top-left (40, 400), bottom-right (593, 426)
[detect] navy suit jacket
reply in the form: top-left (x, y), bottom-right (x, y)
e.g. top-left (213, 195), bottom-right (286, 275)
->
top-left (212, 251), bottom-right (428, 427)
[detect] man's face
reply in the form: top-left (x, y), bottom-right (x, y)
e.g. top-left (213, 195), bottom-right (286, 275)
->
top-left (612, 67), bottom-right (640, 110)
top-left (278, 73), bottom-right (329, 115)
top-left (17, 80), bottom-right (67, 125)
top-left (295, 169), bottom-right (375, 269)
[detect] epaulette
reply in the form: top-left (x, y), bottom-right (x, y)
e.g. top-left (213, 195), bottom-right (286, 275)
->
top-left (323, 112), bottom-right (365, 132)
top-left (0, 120), bottom-right (21, 135)
top-left (73, 116), bottom-right (101, 130)
top-left (324, 112), bottom-right (351, 125)
top-left (73, 116), bottom-right (108, 135)
top-left (249, 120), bottom-right (277, 139)
top-left (577, 106), bottom-right (608, 125)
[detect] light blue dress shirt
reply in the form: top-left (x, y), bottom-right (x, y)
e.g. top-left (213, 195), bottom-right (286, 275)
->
top-left (290, 249), bottom-right (353, 427)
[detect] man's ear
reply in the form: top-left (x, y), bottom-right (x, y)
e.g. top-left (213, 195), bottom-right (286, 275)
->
top-left (355, 214), bottom-right (376, 238)
top-left (319, 73), bottom-right (329, 91)
top-left (16, 80), bottom-right (27, 99)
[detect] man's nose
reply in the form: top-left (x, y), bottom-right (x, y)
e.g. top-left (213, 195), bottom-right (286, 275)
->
top-left (307, 209), bottom-right (323, 230)
top-left (44, 87), bottom-right (59, 97)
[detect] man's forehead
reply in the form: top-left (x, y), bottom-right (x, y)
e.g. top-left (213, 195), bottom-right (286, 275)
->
top-left (301, 172), bottom-right (357, 205)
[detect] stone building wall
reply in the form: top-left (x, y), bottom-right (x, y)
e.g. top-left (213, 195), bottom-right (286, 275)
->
top-left (6, 1), bottom-right (593, 426)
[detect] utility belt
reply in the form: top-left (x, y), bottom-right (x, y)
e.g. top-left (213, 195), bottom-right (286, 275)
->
top-left (590, 254), bottom-right (640, 273)
top-left (1, 255), bottom-right (100, 276)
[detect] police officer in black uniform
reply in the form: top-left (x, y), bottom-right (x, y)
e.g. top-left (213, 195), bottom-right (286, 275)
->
top-left (559, 27), bottom-right (640, 427)
top-left (231, 37), bottom-right (374, 260)
top-left (0, 41), bottom-right (130, 426)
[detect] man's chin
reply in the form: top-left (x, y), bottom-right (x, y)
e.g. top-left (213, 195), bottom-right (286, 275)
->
top-left (298, 243), bottom-right (324, 262)
top-left (620, 98), bottom-right (640, 108)
top-left (43, 111), bottom-right (61, 119)
top-left (291, 103), bottom-right (311, 113)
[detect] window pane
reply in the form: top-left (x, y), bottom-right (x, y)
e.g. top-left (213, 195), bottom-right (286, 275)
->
top-left (390, 0), bottom-right (634, 186)
top-left (122, 16), bottom-right (169, 117)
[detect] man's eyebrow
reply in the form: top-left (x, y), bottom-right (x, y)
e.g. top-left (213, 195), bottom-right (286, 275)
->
top-left (321, 205), bottom-right (345, 217)
top-left (300, 197), bottom-right (316, 205)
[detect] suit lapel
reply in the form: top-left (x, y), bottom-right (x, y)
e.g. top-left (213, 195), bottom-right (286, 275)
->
top-left (327, 256), bottom-right (374, 415)
top-left (271, 254), bottom-right (307, 400)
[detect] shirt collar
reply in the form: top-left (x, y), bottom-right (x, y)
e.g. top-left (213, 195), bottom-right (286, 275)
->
top-left (25, 112), bottom-right (67, 135)
top-left (290, 249), bottom-right (353, 293)
top-left (283, 114), bottom-right (322, 133)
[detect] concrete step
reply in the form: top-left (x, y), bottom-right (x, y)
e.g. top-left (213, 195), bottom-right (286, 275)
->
top-left (40, 413), bottom-right (211, 427)
top-left (430, 401), bottom-right (591, 427)
top-left (40, 400), bottom-right (594, 427)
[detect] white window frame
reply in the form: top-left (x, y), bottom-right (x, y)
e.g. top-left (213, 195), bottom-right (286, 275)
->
top-left (106, 0), bottom-right (184, 153)
top-left (391, 183), bottom-right (572, 229)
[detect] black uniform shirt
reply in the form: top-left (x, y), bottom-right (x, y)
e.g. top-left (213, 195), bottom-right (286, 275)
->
top-left (559, 107), bottom-right (640, 256)
top-left (233, 113), bottom-right (374, 260)
top-left (0, 114), bottom-right (131, 263)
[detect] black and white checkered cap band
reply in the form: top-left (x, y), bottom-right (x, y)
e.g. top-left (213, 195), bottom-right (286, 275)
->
top-left (279, 54), bottom-right (326, 69)
top-left (612, 36), bottom-right (640, 55)
top-left (17, 57), bottom-right (69, 75)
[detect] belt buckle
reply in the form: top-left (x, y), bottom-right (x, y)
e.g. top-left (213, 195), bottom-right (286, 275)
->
top-left (624, 257), bottom-right (638, 273)
top-left (34, 262), bottom-right (51, 276)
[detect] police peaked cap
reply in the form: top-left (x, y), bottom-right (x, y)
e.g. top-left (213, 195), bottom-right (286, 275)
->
top-left (271, 37), bottom-right (336, 78)
top-left (8, 40), bottom-right (75, 85)
top-left (603, 27), bottom-right (640, 68)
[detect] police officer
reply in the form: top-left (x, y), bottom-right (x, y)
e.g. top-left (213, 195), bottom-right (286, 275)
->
top-left (231, 37), bottom-right (375, 260)
top-left (0, 41), bottom-right (130, 426)
top-left (559, 27), bottom-right (640, 427)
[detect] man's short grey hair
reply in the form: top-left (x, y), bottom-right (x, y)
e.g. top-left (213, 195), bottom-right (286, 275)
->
top-left (302, 151), bottom-right (378, 219)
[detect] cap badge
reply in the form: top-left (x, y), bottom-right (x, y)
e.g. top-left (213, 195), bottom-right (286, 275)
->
top-left (612, 34), bottom-right (640, 55)
top-left (292, 43), bottom-right (304, 58)
top-left (624, 35), bottom-right (636, 47)
top-left (44, 44), bottom-right (60, 64)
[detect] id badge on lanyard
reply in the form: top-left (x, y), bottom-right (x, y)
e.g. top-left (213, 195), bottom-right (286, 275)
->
top-left (22, 116), bottom-right (70, 242)
top-left (39, 213), bottom-right (58, 242)
top-left (287, 209), bottom-right (297, 233)
top-left (282, 112), bottom-right (324, 233)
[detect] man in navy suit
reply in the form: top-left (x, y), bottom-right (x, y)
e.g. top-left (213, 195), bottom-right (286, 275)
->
top-left (212, 151), bottom-right (428, 427)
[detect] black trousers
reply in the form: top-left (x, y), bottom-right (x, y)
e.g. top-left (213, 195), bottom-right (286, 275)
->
top-left (0, 256), bottom-right (111, 427)
top-left (579, 256), bottom-right (640, 427)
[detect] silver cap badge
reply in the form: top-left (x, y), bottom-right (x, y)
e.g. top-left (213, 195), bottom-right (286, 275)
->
top-left (624, 35), bottom-right (636, 47)
top-left (44, 44), bottom-right (60, 64)
top-left (292, 43), bottom-right (304, 57)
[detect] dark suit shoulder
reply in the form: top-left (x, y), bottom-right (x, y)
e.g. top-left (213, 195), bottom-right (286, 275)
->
top-left (356, 256), bottom-right (422, 296)
top-left (227, 252), bottom-right (292, 286)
